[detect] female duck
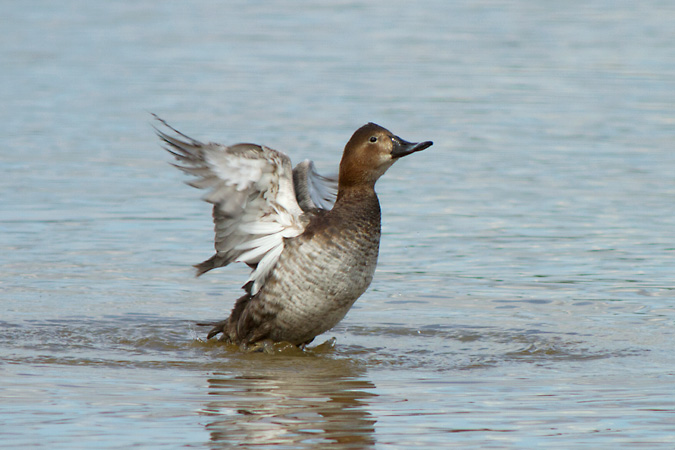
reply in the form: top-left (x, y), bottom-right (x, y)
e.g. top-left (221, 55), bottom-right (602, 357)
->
top-left (156, 117), bottom-right (432, 347)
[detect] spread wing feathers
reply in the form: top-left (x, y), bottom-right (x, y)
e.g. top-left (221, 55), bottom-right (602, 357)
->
top-left (292, 160), bottom-right (338, 211)
top-left (154, 116), bottom-right (307, 295)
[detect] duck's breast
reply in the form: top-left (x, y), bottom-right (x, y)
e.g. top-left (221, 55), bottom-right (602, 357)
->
top-left (260, 205), bottom-right (381, 343)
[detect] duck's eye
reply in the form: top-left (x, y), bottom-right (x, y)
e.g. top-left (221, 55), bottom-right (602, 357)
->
top-left (369, 136), bottom-right (378, 143)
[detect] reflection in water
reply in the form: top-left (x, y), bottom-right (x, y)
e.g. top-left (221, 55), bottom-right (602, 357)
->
top-left (201, 353), bottom-right (377, 449)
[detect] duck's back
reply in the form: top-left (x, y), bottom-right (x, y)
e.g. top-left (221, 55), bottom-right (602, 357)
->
top-left (227, 190), bottom-right (382, 345)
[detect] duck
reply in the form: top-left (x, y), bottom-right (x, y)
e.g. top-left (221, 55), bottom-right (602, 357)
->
top-left (155, 115), bottom-right (432, 347)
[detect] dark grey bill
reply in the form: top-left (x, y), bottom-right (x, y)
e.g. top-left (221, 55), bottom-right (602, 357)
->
top-left (391, 136), bottom-right (434, 158)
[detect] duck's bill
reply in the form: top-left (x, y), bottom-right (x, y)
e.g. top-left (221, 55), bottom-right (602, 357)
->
top-left (391, 137), bottom-right (434, 158)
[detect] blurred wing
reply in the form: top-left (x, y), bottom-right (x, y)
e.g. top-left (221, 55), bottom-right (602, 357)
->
top-left (155, 115), bottom-right (306, 295)
top-left (292, 160), bottom-right (338, 211)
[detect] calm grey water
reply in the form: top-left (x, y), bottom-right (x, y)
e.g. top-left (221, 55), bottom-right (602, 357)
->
top-left (2, 0), bottom-right (674, 448)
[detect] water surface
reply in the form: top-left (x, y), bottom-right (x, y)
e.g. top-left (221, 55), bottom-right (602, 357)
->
top-left (2, 0), bottom-right (674, 448)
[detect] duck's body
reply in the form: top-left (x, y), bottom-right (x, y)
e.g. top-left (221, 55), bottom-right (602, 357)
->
top-left (222, 189), bottom-right (381, 345)
top-left (156, 116), bottom-right (432, 346)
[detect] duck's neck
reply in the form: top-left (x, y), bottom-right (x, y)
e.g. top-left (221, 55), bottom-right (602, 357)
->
top-left (333, 186), bottom-right (381, 225)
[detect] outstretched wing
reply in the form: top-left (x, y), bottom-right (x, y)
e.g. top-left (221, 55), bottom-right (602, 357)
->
top-left (155, 116), bottom-right (307, 295)
top-left (292, 160), bottom-right (338, 211)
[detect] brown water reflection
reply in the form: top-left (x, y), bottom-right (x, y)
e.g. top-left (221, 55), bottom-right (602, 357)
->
top-left (200, 352), bottom-right (377, 449)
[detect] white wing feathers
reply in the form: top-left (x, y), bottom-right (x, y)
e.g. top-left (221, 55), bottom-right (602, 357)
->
top-left (155, 117), bottom-right (310, 295)
top-left (292, 160), bottom-right (338, 211)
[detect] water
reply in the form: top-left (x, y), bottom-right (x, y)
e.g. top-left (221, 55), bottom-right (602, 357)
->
top-left (2, 0), bottom-right (674, 448)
